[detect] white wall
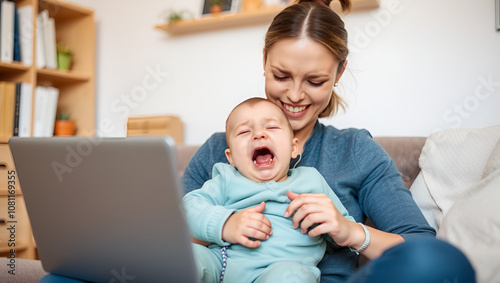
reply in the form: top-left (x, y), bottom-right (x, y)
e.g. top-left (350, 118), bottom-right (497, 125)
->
top-left (69, 0), bottom-right (500, 144)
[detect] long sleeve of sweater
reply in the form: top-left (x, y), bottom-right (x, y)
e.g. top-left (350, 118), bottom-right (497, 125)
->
top-left (182, 170), bottom-right (235, 246)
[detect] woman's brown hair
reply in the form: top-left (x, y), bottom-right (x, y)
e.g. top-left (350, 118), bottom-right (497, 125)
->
top-left (264, 0), bottom-right (351, 117)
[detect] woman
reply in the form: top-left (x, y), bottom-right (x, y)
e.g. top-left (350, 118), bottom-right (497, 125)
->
top-left (182, 0), bottom-right (475, 282)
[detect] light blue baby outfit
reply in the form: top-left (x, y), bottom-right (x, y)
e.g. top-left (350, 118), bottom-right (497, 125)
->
top-left (183, 163), bottom-right (355, 283)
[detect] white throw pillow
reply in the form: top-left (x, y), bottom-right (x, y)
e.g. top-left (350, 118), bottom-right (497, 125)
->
top-left (437, 169), bottom-right (500, 283)
top-left (409, 172), bottom-right (441, 230)
top-left (417, 126), bottom-right (500, 222)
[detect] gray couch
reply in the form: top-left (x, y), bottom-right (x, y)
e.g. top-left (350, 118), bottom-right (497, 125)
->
top-left (0, 137), bottom-right (426, 282)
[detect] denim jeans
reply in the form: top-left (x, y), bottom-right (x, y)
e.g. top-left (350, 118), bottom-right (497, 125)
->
top-left (39, 238), bottom-right (475, 283)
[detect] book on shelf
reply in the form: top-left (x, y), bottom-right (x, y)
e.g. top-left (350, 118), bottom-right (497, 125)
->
top-left (17, 5), bottom-right (33, 66)
top-left (35, 10), bottom-right (47, 68)
top-left (36, 9), bottom-right (57, 69)
top-left (1, 0), bottom-right (15, 63)
top-left (0, 81), bottom-right (16, 139)
top-left (18, 83), bottom-right (32, 137)
top-left (33, 85), bottom-right (59, 137)
top-left (13, 83), bottom-right (21, 136)
top-left (13, 3), bottom-right (21, 62)
top-left (44, 16), bottom-right (57, 69)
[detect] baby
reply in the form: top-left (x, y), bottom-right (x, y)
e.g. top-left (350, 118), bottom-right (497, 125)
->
top-left (183, 97), bottom-right (354, 283)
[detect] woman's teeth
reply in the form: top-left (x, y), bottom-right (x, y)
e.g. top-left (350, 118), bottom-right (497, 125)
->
top-left (284, 104), bottom-right (306, 113)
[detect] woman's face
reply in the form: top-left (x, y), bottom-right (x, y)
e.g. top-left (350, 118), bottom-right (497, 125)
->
top-left (264, 38), bottom-right (343, 136)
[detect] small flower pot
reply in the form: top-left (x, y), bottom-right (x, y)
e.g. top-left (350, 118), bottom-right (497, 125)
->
top-left (54, 120), bottom-right (76, 136)
top-left (57, 53), bottom-right (72, 71)
top-left (210, 5), bottom-right (223, 14)
top-left (242, 0), bottom-right (263, 12)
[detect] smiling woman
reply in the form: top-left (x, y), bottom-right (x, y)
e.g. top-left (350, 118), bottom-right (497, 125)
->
top-left (182, 1), bottom-right (475, 282)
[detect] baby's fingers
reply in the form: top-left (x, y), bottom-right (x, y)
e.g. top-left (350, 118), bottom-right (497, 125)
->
top-left (238, 237), bottom-right (261, 248)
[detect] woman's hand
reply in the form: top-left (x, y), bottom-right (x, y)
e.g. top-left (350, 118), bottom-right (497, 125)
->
top-left (221, 202), bottom-right (273, 248)
top-left (285, 191), bottom-right (357, 247)
top-left (285, 191), bottom-right (404, 259)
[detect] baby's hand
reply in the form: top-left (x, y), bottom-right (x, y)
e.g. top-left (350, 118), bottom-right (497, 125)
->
top-left (221, 202), bottom-right (273, 248)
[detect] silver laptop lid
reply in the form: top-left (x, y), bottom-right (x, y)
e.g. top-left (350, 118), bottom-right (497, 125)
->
top-left (9, 136), bottom-right (199, 283)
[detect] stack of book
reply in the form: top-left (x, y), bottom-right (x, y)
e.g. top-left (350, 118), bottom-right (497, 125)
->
top-left (0, 1), bottom-right (34, 65)
top-left (0, 81), bottom-right (32, 139)
top-left (1, 1), bottom-right (56, 68)
top-left (36, 9), bottom-right (58, 69)
top-left (0, 81), bottom-right (59, 140)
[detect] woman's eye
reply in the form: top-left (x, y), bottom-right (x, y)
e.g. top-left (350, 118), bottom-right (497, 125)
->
top-left (309, 81), bottom-right (326, 87)
top-left (274, 74), bottom-right (287, 81)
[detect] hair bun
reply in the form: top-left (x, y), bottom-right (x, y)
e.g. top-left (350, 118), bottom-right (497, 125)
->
top-left (295, 0), bottom-right (351, 12)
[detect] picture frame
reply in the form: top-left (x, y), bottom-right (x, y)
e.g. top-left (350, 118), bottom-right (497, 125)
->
top-left (202, 0), bottom-right (240, 16)
top-left (496, 0), bottom-right (500, 30)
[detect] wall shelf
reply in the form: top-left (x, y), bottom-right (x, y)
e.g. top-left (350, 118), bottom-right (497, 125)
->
top-left (155, 0), bottom-right (380, 35)
top-left (37, 68), bottom-right (90, 85)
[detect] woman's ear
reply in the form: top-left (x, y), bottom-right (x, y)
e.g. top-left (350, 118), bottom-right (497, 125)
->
top-left (335, 60), bottom-right (348, 84)
top-left (225, 148), bottom-right (234, 166)
top-left (291, 138), bottom-right (299, 159)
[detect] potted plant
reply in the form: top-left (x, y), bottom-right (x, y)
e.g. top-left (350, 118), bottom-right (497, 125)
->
top-left (162, 9), bottom-right (192, 24)
top-left (57, 43), bottom-right (73, 71)
top-left (209, 0), bottom-right (223, 14)
top-left (54, 112), bottom-right (76, 136)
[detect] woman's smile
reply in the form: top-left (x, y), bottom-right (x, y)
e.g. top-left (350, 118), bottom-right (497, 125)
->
top-left (281, 102), bottom-right (310, 117)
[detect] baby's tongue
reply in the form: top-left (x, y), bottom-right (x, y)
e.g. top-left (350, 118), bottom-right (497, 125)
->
top-left (256, 154), bottom-right (273, 164)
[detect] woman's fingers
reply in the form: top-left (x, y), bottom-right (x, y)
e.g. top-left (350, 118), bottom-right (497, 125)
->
top-left (285, 192), bottom-right (327, 217)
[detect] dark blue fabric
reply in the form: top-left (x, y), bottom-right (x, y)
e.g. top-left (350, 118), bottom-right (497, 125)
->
top-left (182, 121), bottom-right (437, 282)
top-left (347, 238), bottom-right (476, 283)
top-left (39, 274), bottom-right (87, 283)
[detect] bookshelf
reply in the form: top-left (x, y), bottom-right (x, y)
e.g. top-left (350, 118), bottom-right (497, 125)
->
top-left (0, 0), bottom-right (95, 260)
top-left (155, 0), bottom-right (380, 34)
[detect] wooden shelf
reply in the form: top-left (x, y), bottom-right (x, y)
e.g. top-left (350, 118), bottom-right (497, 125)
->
top-left (0, 61), bottom-right (30, 73)
top-left (156, 6), bottom-right (284, 34)
top-left (37, 68), bottom-right (90, 85)
top-left (40, 0), bottom-right (93, 20)
top-left (156, 0), bottom-right (380, 35)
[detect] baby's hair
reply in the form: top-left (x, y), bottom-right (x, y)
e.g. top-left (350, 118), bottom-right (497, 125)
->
top-left (225, 98), bottom-right (294, 144)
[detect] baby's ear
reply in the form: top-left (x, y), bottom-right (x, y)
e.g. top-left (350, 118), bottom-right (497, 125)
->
top-left (291, 138), bottom-right (299, 159)
top-left (225, 149), bottom-right (235, 166)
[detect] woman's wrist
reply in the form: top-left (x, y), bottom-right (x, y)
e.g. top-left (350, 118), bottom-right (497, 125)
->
top-left (341, 221), bottom-right (368, 251)
top-left (349, 223), bottom-right (370, 255)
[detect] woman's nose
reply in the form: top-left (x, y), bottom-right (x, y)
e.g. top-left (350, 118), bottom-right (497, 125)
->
top-left (287, 82), bottom-right (305, 103)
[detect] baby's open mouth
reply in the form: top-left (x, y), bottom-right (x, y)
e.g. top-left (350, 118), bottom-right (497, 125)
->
top-left (252, 147), bottom-right (275, 166)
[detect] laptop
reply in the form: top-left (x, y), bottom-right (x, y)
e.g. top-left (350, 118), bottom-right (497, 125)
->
top-left (9, 136), bottom-right (199, 283)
